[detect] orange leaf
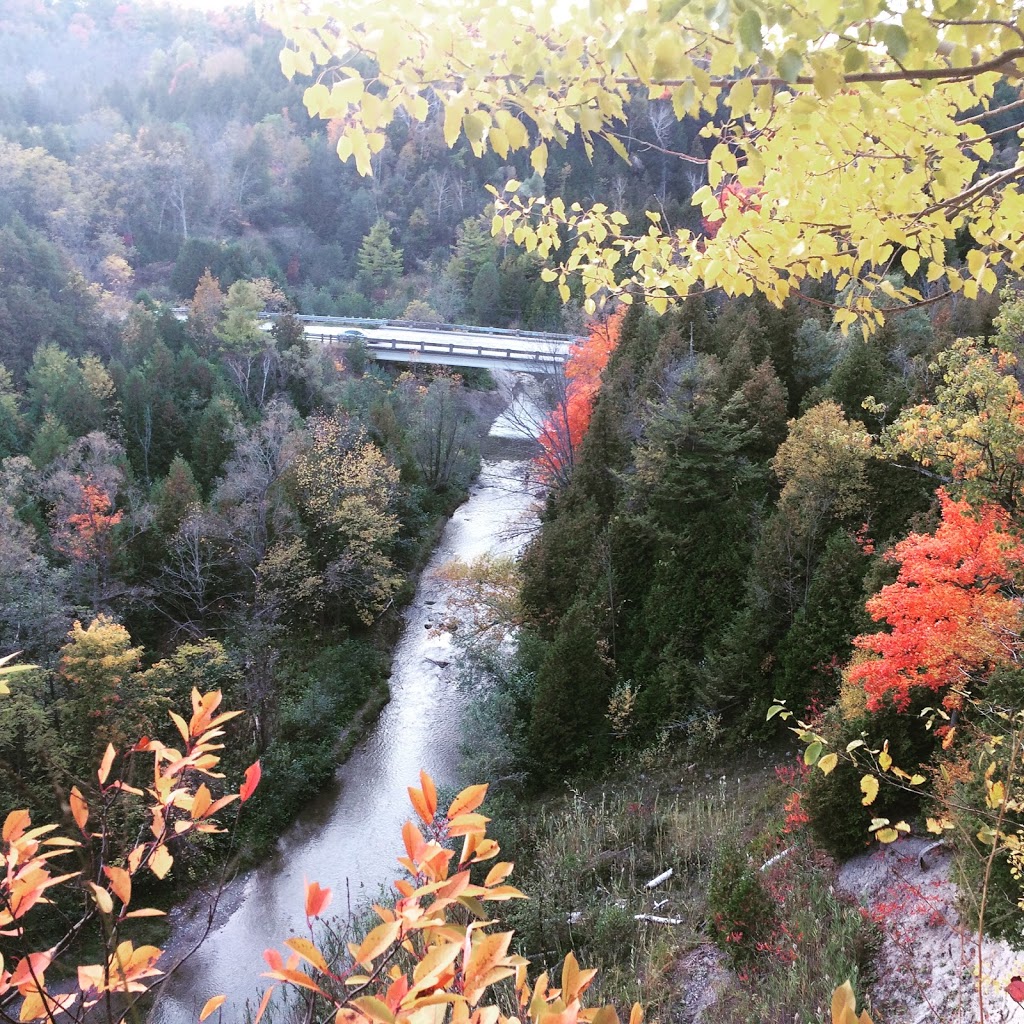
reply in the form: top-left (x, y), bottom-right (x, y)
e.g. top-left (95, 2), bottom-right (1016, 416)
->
top-left (103, 866), bottom-right (131, 906)
top-left (3, 808), bottom-right (30, 842)
top-left (240, 761), bottom-right (261, 803)
top-left (124, 908), bottom-right (165, 918)
top-left (98, 744), bottom-right (116, 786)
top-left (305, 880), bottom-right (332, 919)
top-left (200, 995), bottom-right (226, 1021)
top-left (283, 937), bottom-right (329, 974)
top-left (402, 820), bottom-right (426, 863)
top-left (69, 787), bottom-right (88, 832)
top-left (408, 785), bottom-right (434, 827)
top-left (263, 968), bottom-right (326, 995)
top-left (169, 711), bottom-right (190, 746)
top-left (149, 845), bottom-right (173, 880)
top-left (420, 770), bottom-right (437, 819)
top-left (253, 985), bottom-right (274, 1024)
top-left (484, 862), bottom-right (514, 887)
top-left (447, 813), bottom-right (490, 837)
top-left (355, 920), bottom-right (401, 968)
top-left (192, 784), bottom-right (212, 819)
top-left (464, 931), bottom-right (513, 1005)
top-left (447, 784), bottom-right (488, 819)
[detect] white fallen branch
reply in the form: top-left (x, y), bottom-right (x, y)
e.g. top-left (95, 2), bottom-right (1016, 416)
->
top-left (645, 867), bottom-right (674, 889)
top-left (634, 914), bottom-right (685, 925)
top-left (760, 847), bottom-right (793, 873)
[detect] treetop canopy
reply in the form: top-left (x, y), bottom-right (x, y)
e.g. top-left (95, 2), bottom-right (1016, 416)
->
top-left (260, 0), bottom-right (1024, 330)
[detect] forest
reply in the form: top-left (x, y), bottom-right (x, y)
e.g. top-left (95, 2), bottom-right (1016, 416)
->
top-left (4, 2), bottom-right (1024, 1024)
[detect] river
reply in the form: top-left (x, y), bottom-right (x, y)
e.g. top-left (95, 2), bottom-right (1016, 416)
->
top-left (151, 432), bottom-right (538, 1024)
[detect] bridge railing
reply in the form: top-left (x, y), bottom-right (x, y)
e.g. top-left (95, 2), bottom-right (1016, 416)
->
top-left (170, 306), bottom-right (576, 352)
top-left (308, 333), bottom-right (567, 365)
top-left (273, 313), bottom-right (576, 344)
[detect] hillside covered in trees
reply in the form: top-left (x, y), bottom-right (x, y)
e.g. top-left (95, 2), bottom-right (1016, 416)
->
top-left (5, 2), bottom-right (1024, 1024)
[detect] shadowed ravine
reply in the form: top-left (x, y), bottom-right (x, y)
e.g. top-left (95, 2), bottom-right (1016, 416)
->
top-left (150, 432), bottom-right (538, 1024)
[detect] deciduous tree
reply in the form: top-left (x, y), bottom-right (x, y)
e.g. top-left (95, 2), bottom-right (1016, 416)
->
top-left (264, 0), bottom-right (1024, 328)
top-left (848, 490), bottom-right (1024, 712)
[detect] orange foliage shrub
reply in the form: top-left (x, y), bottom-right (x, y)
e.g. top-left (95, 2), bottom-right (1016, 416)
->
top-left (848, 490), bottom-right (1024, 712)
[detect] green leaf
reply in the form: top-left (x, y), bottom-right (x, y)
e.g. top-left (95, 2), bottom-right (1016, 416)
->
top-left (884, 24), bottom-right (910, 61)
top-left (804, 740), bottom-right (823, 766)
top-left (658, 0), bottom-right (686, 21)
top-left (843, 45), bottom-right (867, 74)
top-left (737, 9), bottom-right (762, 53)
top-left (778, 49), bottom-right (803, 84)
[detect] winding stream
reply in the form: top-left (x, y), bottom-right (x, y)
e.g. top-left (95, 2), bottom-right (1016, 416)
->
top-left (151, 438), bottom-right (538, 1024)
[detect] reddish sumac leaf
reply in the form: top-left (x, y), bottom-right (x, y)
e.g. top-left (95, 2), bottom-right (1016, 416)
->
top-left (305, 880), bottom-right (331, 919)
top-left (848, 491), bottom-right (1024, 711)
top-left (240, 761), bottom-right (261, 803)
top-left (534, 311), bottom-right (623, 487)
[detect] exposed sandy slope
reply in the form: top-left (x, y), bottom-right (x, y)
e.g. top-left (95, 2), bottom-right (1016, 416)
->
top-left (837, 836), bottom-right (1024, 1023)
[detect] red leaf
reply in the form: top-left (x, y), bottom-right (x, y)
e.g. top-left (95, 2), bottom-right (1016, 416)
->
top-left (240, 761), bottom-right (261, 803)
top-left (1008, 977), bottom-right (1024, 1003)
top-left (305, 880), bottom-right (332, 919)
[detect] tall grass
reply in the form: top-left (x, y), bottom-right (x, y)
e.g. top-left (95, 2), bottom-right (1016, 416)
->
top-left (499, 761), bottom-right (878, 1022)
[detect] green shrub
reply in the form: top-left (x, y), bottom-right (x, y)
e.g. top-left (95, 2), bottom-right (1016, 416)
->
top-left (804, 696), bottom-right (936, 859)
top-left (706, 839), bottom-right (775, 965)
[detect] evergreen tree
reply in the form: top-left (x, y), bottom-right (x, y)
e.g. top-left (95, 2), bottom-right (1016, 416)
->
top-left (357, 219), bottom-right (404, 295)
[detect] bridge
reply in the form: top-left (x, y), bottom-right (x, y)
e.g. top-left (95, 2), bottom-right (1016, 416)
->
top-left (172, 308), bottom-right (576, 372)
top-left (292, 316), bottom-right (574, 373)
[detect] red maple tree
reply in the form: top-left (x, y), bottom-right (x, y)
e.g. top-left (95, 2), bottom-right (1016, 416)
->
top-left (535, 309), bottom-right (624, 487)
top-left (53, 478), bottom-right (123, 565)
top-left (848, 490), bottom-right (1024, 712)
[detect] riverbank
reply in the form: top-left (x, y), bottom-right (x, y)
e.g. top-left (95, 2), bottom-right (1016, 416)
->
top-left (149, 379), bottom-right (541, 1023)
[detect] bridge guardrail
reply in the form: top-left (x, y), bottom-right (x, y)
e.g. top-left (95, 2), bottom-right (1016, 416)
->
top-left (277, 313), bottom-right (576, 344)
top-left (171, 307), bottom-right (577, 350)
top-left (308, 333), bottom-right (566, 365)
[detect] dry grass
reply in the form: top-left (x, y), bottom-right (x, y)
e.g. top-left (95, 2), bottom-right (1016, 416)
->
top-left (498, 756), bottom-right (878, 1023)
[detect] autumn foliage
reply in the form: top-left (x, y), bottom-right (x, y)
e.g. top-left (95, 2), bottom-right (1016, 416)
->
top-left (848, 490), bottom-right (1024, 712)
top-left (535, 310), bottom-right (623, 487)
top-left (0, 674), bottom-right (635, 1024)
top-left (0, 688), bottom-right (260, 1021)
top-left (700, 182), bottom-right (762, 241)
top-left (52, 478), bottom-right (123, 564)
top-left (237, 768), bottom-right (639, 1024)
